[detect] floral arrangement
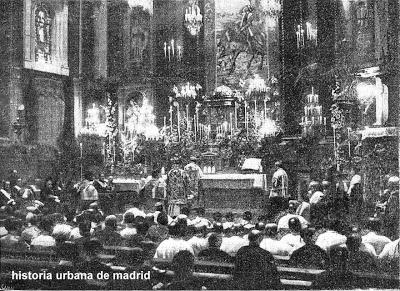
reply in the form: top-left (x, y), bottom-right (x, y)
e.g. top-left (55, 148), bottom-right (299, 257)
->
top-left (213, 85), bottom-right (233, 98)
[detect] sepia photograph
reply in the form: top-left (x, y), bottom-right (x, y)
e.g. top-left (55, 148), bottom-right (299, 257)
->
top-left (0, 0), bottom-right (399, 289)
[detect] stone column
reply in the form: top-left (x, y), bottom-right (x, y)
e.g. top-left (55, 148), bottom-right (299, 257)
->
top-left (203, 0), bottom-right (216, 96)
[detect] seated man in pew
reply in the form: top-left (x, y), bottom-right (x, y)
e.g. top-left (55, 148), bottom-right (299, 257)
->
top-left (289, 227), bottom-right (328, 269)
top-left (154, 220), bottom-right (194, 259)
top-left (198, 232), bottom-right (234, 263)
top-left (260, 223), bottom-right (293, 256)
top-left (313, 246), bottom-right (356, 289)
top-left (0, 217), bottom-right (28, 250)
top-left (112, 247), bottom-right (153, 290)
top-left (21, 213), bottom-right (41, 244)
top-left (362, 217), bottom-right (392, 255)
top-left (94, 215), bottom-right (123, 247)
top-left (280, 217), bottom-right (305, 252)
top-left (165, 250), bottom-right (205, 290)
top-left (50, 241), bottom-right (86, 290)
top-left (233, 230), bottom-right (281, 290)
top-left (346, 232), bottom-right (378, 272)
top-left (31, 216), bottom-right (56, 249)
top-left (77, 239), bottom-right (113, 277)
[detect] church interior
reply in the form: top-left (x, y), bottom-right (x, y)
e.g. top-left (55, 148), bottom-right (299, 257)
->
top-left (0, 0), bottom-right (399, 290)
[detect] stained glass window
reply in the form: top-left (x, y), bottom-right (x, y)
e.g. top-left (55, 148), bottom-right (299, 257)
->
top-left (35, 3), bottom-right (52, 63)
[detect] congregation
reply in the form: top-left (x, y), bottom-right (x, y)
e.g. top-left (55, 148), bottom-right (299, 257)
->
top-left (0, 168), bottom-right (399, 290)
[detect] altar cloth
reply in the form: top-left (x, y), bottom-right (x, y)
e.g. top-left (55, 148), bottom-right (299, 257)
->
top-left (112, 178), bottom-right (146, 192)
top-left (201, 173), bottom-right (267, 190)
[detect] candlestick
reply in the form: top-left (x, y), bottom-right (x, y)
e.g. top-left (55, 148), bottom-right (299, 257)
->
top-left (177, 45), bottom-right (181, 61)
top-left (168, 46), bottom-right (171, 62)
top-left (171, 39), bottom-right (175, 57)
top-left (245, 101), bottom-right (248, 138)
top-left (164, 42), bottom-right (167, 58)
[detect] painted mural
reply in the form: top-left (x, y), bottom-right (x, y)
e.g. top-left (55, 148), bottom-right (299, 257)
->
top-left (216, 0), bottom-right (280, 89)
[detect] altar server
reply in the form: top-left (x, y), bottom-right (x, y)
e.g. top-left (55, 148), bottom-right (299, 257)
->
top-left (184, 156), bottom-right (203, 208)
top-left (269, 161), bottom-right (289, 213)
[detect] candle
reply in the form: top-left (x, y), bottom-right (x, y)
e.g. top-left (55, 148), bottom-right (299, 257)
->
top-left (177, 45), bottom-right (181, 61)
top-left (171, 39), bottom-right (175, 57)
top-left (304, 106), bottom-right (307, 116)
top-left (102, 142), bottom-right (105, 164)
top-left (196, 109), bottom-right (199, 138)
top-left (245, 102), bottom-right (248, 138)
top-left (254, 99), bottom-right (257, 124)
top-left (348, 128), bottom-right (351, 157)
top-left (186, 104), bottom-right (189, 131)
top-left (234, 102), bottom-right (238, 129)
top-left (169, 106), bottom-right (173, 133)
top-left (80, 142), bottom-right (83, 180)
top-left (324, 117), bottom-right (327, 126)
top-left (177, 104), bottom-right (180, 141)
top-left (230, 112), bottom-right (233, 136)
top-left (168, 46), bottom-right (171, 62)
top-left (164, 42), bottom-right (167, 58)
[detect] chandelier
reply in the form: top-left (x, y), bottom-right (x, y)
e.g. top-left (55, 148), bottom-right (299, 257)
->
top-left (261, 0), bottom-right (281, 18)
top-left (173, 82), bottom-right (202, 99)
top-left (184, 1), bottom-right (203, 36)
top-left (245, 74), bottom-right (271, 98)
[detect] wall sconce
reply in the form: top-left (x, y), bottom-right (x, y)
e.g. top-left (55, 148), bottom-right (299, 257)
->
top-left (13, 104), bottom-right (25, 139)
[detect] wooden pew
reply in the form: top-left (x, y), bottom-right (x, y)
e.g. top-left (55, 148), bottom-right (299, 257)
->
top-left (2, 257), bottom-right (399, 289)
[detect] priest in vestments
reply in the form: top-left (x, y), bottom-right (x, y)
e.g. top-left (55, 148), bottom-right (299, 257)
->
top-left (184, 156), bottom-right (203, 209)
top-left (167, 158), bottom-right (186, 217)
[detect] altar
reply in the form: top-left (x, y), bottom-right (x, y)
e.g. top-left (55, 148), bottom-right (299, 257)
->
top-left (98, 178), bottom-right (147, 214)
top-left (201, 173), bottom-right (268, 214)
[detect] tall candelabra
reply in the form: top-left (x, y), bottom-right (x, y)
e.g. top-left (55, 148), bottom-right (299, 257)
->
top-left (184, 0), bottom-right (203, 36)
top-left (300, 87), bottom-right (325, 136)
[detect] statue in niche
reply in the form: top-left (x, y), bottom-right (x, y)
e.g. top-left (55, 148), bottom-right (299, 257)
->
top-left (125, 92), bottom-right (143, 138)
top-left (358, 77), bottom-right (388, 127)
top-left (35, 4), bottom-right (52, 62)
top-left (356, 1), bottom-right (368, 29)
top-left (129, 8), bottom-right (150, 72)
